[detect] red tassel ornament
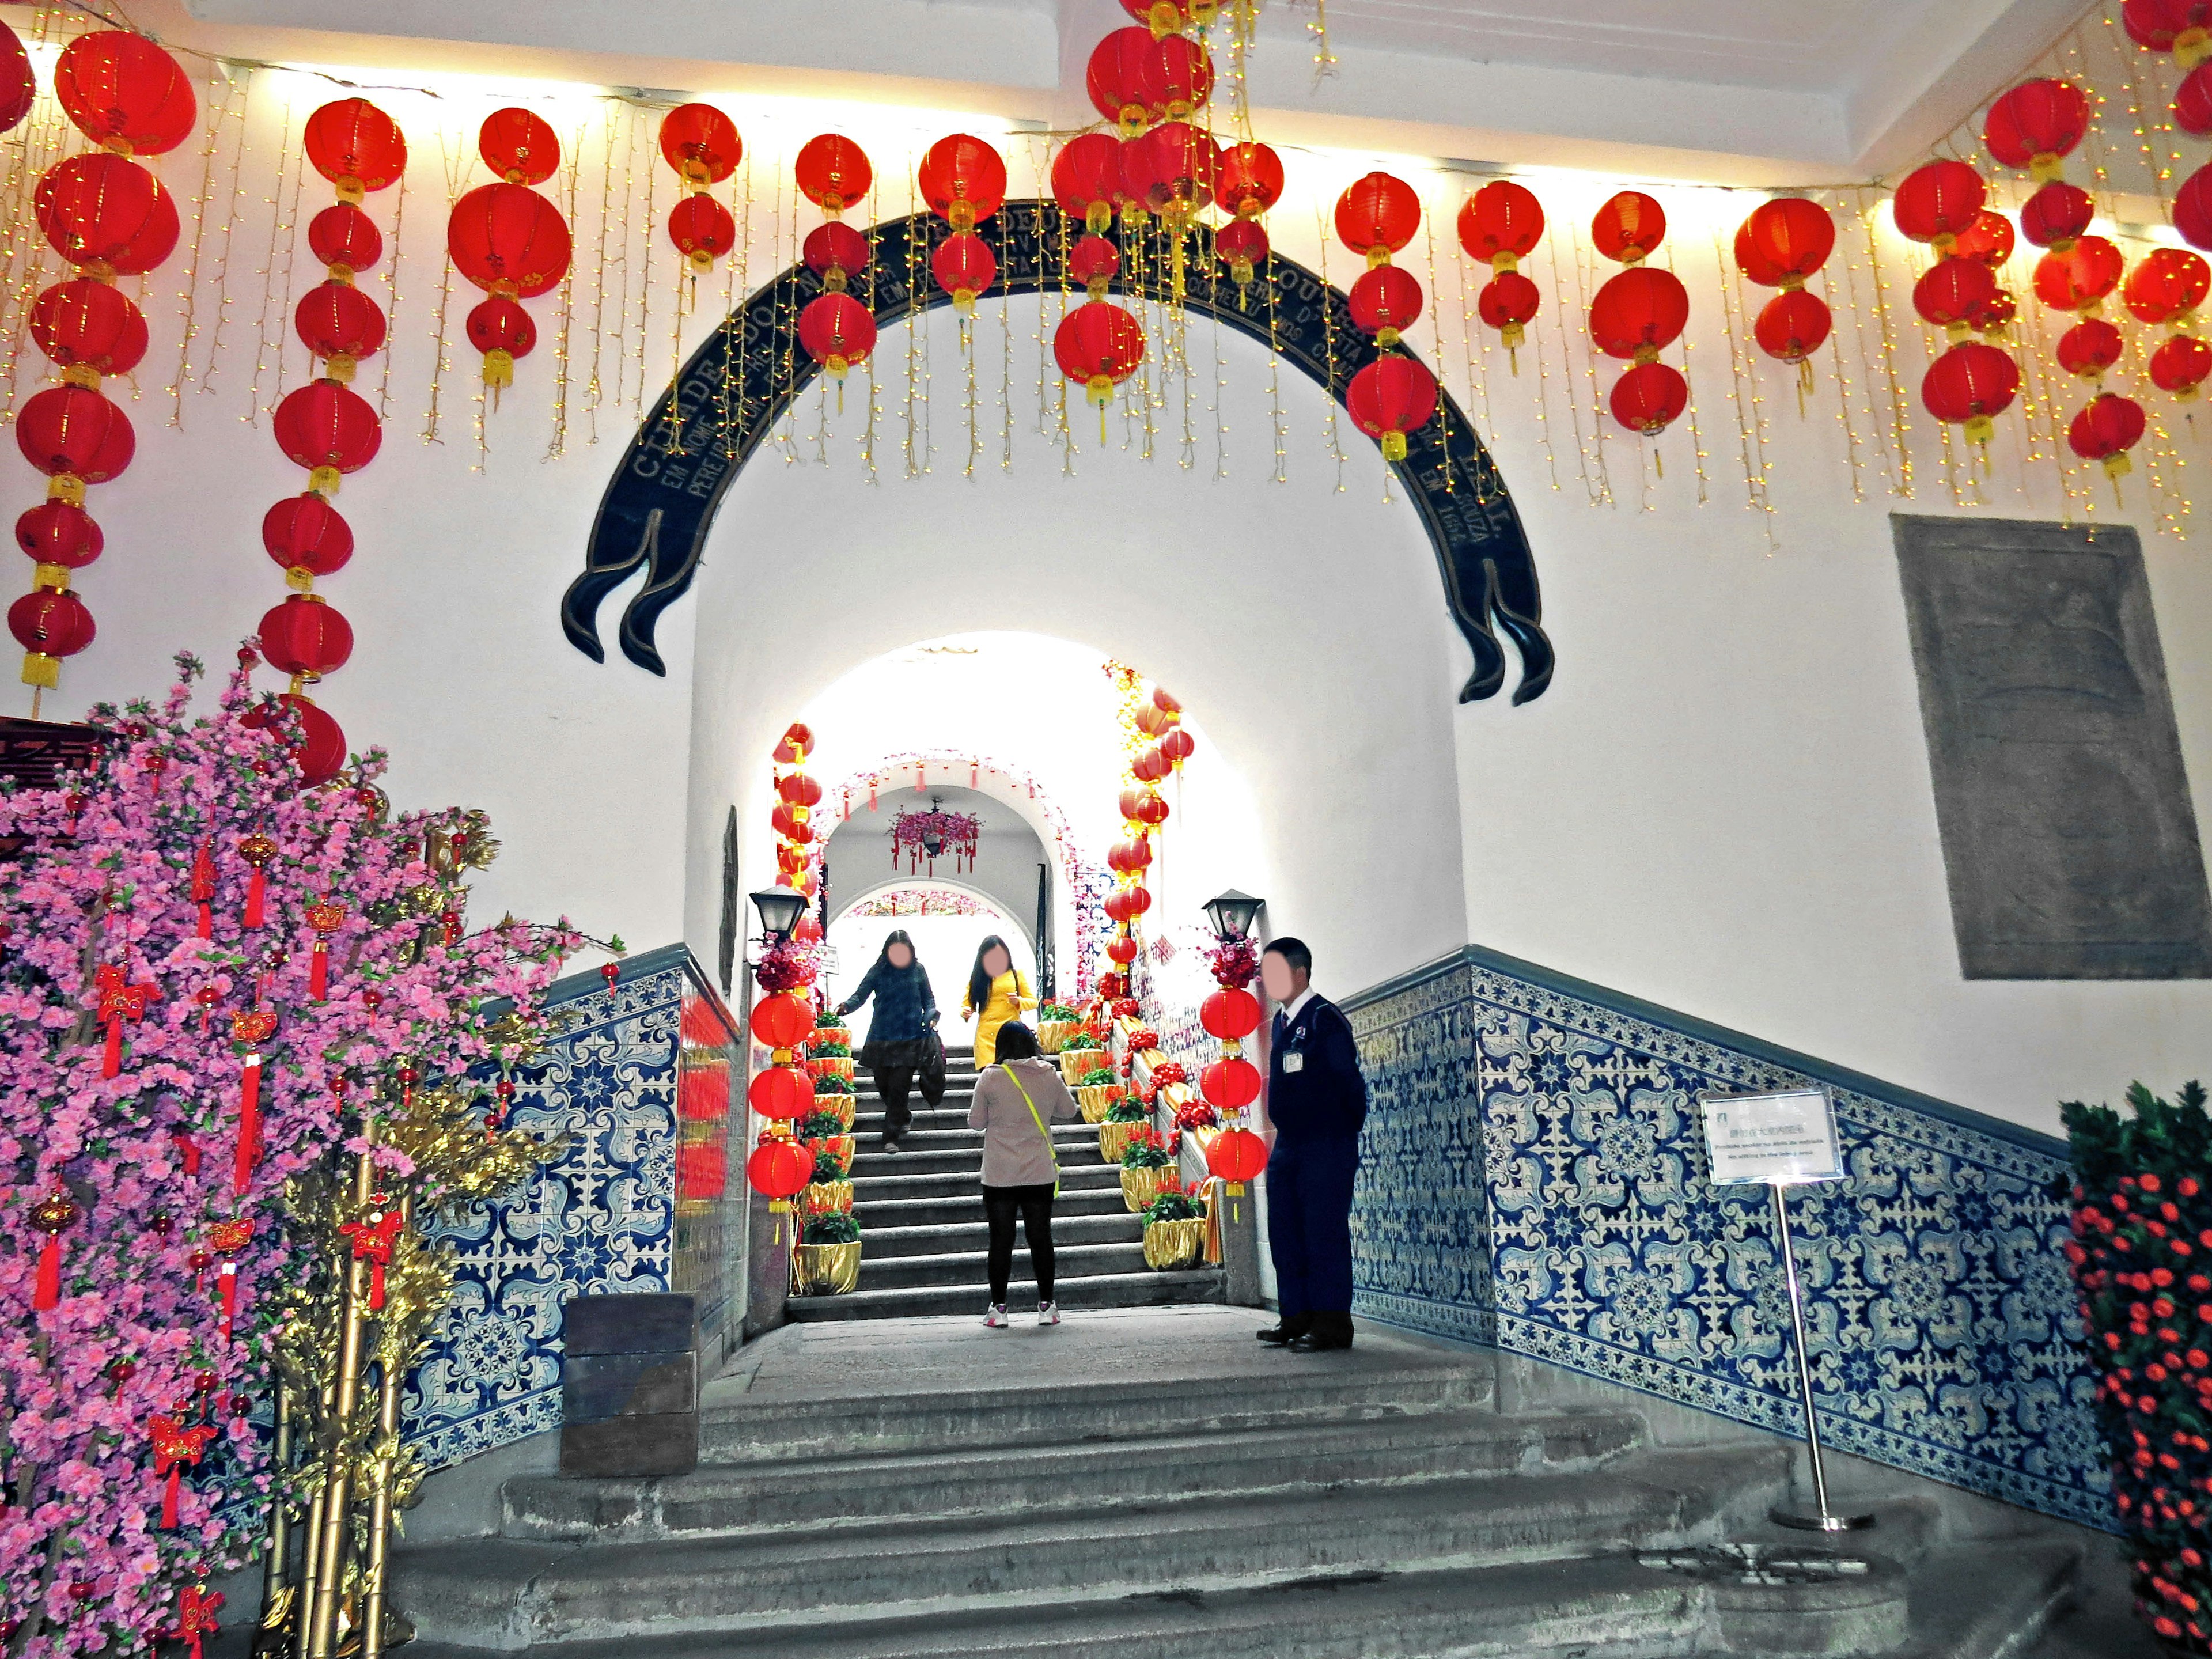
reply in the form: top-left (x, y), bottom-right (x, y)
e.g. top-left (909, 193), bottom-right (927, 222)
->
top-left (305, 896), bottom-right (345, 999)
top-left (230, 1007), bottom-right (278, 1193)
top-left (340, 1195), bottom-right (405, 1310)
top-left (30, 1190), bottom-right (77, 1310)
top-left (93, 962), bottom-right (157, 1078)
top-left (237, 831), bottom-right (276, 927)
top-left (191, 840), bottom-right (215, 938)
top-left (148, 1414), bottom-right (216, 1529)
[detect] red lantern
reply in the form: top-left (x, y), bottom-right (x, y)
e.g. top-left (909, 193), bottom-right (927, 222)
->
top-left (1732, 224), bottom-right (1787, 287)
top-left (1217, 142), bottom-right (1284, 219)
top-left (2124, 0), bottom-right (2212, 64)
top-left (2125, 248), bottom-right (2210, 324)
top-left (35, 154), bottom-right (171, 271)
top-left (777, 772), bottom-right (824, 809)
top-left (106, 178), bottom-right (180, 278)
top-left (931, 232), bottom-right (997, 313)
top-left (1070, 233), bottom-right (1123, 296)
top-left (918, 135), bottom-right (1007, 229)
top-left (796, 133), bottom-right (872, 214)
top-left (1202, 1056), bottom-right (1262, 1109)
top-left (1053, 134), bottom-right (1126, 232)
top-left (10, 588), bottom-right (93, 668)
top-left (446, 183), bottom-right (572, 297)
top-left (1207, 1126), bottom-right (1268, 1187)
top-left (1125, 121), bottom-right (1218, 218)
top-left (1104, 887), bottom-right (1152, 923)
top-left (241, 694), bottom-right (346, 786)
top-left (770, 803), bottom-right (815, 844)
top-left (2032, 236), bottom-right (2124, 313)
top-left (31, 281), bottom-right (148, 378)
top-left (17, 502), bottom-right (103, 570)
top-left (262, 495), bottom-right (353, 579)
top-left (1088, 28), bottom-right (1157, 132)
top-left (660, 104), bottom-right (742, 187)
top-left (258, 594), bottom-right (354, 680)
top-left (1891, 161), bottom-right (1987, 247)
top-left (1477, 272), bottom-right (1540, 350)
top-left (747, 1065), bottom-right (812, 1123)
top-left (480, 108), bottom-right (559, 185)
top-left (668, 193), bottom-right (736, 273)
top-left (1137, 33), bottom-right (1213, 120)
top-left (1609, 361), bottom-right (1688, 435)
top-left (804, 222), bottom-right (872, 291)
top-left (1589, 267), bottom-right (1690, 359)
top-left (465, 297), bottom-right (536, 389)
top-left (1741, 198), bottom-right (1834, 286)
top-left (791, 914), bottom-right (824, 946)
top-left (2179, 63), bottom-right (2212, 135)
top-left (1345, 355), bottom-right (1437, 461)
top-left (303, 99), bottom-right (407, 195)
top-left (1200, 987), bottom-right (1262, 1040)
top-left (1983, 79), bottom-right (2090, 179)
top-left (2179, 164), bottom-right (2212, 252)
top-left (1912, 257), bottom-right (1998, 334)
top-left (2055, 317), bottom-right (2123, 379)
top-left (2152, 332), bottom-right (2212, 397)
top-left (16, 387), bottom-right (134, 490)
top-left (0, 21), bottom-right (32, 137)
top-left (1458, 181), bottom-right (1544, 270)
top-left (1591, 191), bottom-right (1666, 264)
top-left (2018, 180), bottom-right (2093, 251)
top-left (1950, 210), bottom-right (2016, 267)
top-left (1055, 301), bottom-right (1146, 406)
top-left (745, 1137), bottom-right (813, 1202)
top-left (1753, 290), bottom-right (1833, 363)
top-left (749, 990), bottom-right (815, 1050)
top-left (1921, 340), bottom-right (2021, 445)
top-left (1131, 746), bottom-right (1171, 783)
top-left (1335, 172), bottom-right (1420, 264)
top-left (1108, 836), bottom-right (1154, 874)
top-left (1107, 934), bottom-right (1139, 965)
top-left (308, 204), bottom-right (384, 275)
top-left (1160, 728), bottom-right (1195, 769)
top-left (54, 31), bottom-right (195, 157)
top-left (1348, 264), bottom-right (1423, 344)
top-left (2067, 391), bottom-right (2147, 480)
top-left (273, 381), bottom-right (381, 488)
top-left (293, 282), bottom-right (387, 373)
top-left (798, 293), bottom-right (877, 376)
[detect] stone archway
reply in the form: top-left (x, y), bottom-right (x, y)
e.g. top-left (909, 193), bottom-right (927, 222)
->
top-left (563, 202), bottom-right (1553, 704)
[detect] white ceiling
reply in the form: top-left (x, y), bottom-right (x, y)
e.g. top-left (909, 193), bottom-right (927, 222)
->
top-left (158, 0), bottom-right (2094, 181)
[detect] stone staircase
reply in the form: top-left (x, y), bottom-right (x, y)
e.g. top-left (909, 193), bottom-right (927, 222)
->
top-left (388, 1308), bottom-right (2109, 1658)
top-left (791, 1046), bottom-right (1222, 1320)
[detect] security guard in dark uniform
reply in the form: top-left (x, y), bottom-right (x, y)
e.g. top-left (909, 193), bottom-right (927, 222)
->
top-left (1255, 937), bottom-right (1368, 1351)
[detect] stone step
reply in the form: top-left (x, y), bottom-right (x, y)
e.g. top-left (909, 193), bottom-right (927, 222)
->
top-left (844, 1164), bottom-right (1126, 1202)
top-left (854, 1238), bottom-right (1153, 1290)
top-left (783, 1266), bottom-right (1223, 1321)
top-left (390, 1448), bottom-right (1771, 1649)
top-left (864, 1213), bottom-right (1144, 1259)
top-left (501, 1408), bottom-right (1644, 1542)
top-left (854, 1190), bottom-right (1134, 1229)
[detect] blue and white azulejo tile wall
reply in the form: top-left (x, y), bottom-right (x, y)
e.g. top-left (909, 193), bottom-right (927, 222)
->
top-left (1344, 946), bottom-right (2110, 1531)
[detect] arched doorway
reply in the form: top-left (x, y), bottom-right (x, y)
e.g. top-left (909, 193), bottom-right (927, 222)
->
top-left (823, 881), bottom-right (1033, 1021)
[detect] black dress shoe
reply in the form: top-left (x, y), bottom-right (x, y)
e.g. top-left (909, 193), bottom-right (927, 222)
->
top-left (1255, 1320), bottom-right (1309, 1347)
top-left (1288, 1331), bottom-right (1353, 1352)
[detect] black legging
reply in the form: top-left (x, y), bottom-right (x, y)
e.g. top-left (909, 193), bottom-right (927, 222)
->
top-left (982, 1183), bottom-right (1056, 1305)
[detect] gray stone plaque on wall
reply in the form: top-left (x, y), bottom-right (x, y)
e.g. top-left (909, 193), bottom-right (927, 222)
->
top-left (1893, 513), bottom-right (2212, 978)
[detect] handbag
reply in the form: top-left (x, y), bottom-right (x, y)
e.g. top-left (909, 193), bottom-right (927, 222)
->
top-left (1006, 1065), bottom-right (1061, 1198)
top-left (916, 1025), bottom-right (946, 1106)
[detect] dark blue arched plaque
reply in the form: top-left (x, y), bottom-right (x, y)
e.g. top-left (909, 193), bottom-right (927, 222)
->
top-left (569, 202), bottom-right (1552, 704)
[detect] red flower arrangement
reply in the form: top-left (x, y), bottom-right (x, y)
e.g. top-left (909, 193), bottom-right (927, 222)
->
top-left (1172, 1097), bottom-right (1218, 1131)
top-left (1206, 935), bottom-right (1260, 989)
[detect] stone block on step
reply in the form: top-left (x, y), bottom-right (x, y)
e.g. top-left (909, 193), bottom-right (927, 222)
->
top-left (559, 1411), bottom-right (699, 1479)
top-left (565, 1291), bottom-right (696, 1357)
top-left (563, 1349), bottom-right (697, 1423)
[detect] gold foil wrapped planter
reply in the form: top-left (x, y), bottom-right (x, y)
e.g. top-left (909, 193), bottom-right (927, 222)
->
top-left (1099, 1119), bottom-right (1145, 1165)
top-left (1143, 1217), bottom-right (1205, 1271)
top-left (802, 1179), bottom-right (854, 1214)
top-left (808, 1055), bottom-right (854, 1082)
top-left (816, 1092), bottom-right (856, 1131)
top-left (1076, 1084), bottom-right (1123, 1124)
top-left (1036, 1020), bottom-right (1082, 1055)
top-left (1119, 1164), bottom-right (1175, 1213)
top-left (1058, 1048), bottom-right (1106, 1084)
top-left (794, 1240), bottom-right (862, 1295)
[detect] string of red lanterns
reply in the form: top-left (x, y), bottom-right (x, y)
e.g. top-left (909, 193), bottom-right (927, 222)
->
top-left (658, 101), bottom-right (741, 297)
top-left (1891, 161), bottom-right (2020, 464)
top-left (1337, 171), bottom-right (1438, 464)
top-left (795, 132), bottom-right (878, 395)
top-left (449, 108), bottom-right (573, 397)
top-left (1459, 180), bottom-right (1544, 370)
top-left (1734, 196), bottom-right (1836, 405)
top-left (2117, 21), bottom-right (2212, 403)
top-left (1588, 191), bottom-right (1690, 452)
top-left (10, 28), bottom-right (180, 711)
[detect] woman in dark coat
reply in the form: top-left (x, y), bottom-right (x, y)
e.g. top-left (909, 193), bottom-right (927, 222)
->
top-left (834, 930), bottom-right (939, 1153)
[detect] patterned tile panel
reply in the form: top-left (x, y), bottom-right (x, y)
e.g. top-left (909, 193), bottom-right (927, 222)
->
top-left (1344, 949), bottom-right (2111, 1532)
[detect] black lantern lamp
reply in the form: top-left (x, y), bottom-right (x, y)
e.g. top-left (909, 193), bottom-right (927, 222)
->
top-left (922, 796), bottom-right (945, 859)
top-left (749, 886), bottom-right (810, 943)
top-left (1203, 889), bottom-right (1264, 942)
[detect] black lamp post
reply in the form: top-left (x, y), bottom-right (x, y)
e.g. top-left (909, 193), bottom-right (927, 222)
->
top-left (749, 886), bottom-right (810, 944)
top-left (1203, 889), bottom-right (1264, 942)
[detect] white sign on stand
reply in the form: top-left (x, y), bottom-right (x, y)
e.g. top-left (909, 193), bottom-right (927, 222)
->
top-left (1700, 1088), bottom-right (1846, 1187)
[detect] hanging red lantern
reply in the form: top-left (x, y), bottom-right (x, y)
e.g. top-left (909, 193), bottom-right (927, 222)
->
top-left (1053, 133), bottom-right (1126, 233)
top-left (10, 589), bottom-right (94, 678)
top-left (745, 1060), bottom-right (812, 1120)
top-left (918, 135), bottom-right (1007, 229)
top-left (1949, 209), bottom-right (2016, 267)
top-left (1733, 224), bottom-right (1787, 287)
top-left (2125, 0), bottom-right (2212, 66)
top-left (1104, 886), bottom-right (1152, 924)
top-left (2152, 331), bottom-right (2212, 397)
top-left (1912, 256), bottom-right (1998, 335)
top-left (931, 232), bottom-right (997, 313)
top-left (303, 99), bottom-right (407, 196)
top-left (17, 502), bottom-right (103, 570)
top-left (1137, 33), bottom-right (1213, 121)
top-left (1200, 986), bottom-right (1262, 1039)
top-left (1217, 142), bottom-right (1284, 219)
top-left (796, 133), bottom-right (872, 215)
top-left (2032, 236), bottom-right (2124, 313)
top-left (2055, 317), bottom-right (2123, 380)
top-left (1753, 290), bottom-right (1833, 363)
top-left (777, 771), bottom-right (823, 810)
top-left (35, 154), bottom-right (172, 272)
top-left (1201, 1056), bottom-right (1262, 1109)
top-left (106, 180), bottom-right (180, 279)
top-left (274, 381), bottom-right (380, 491)
top-left (660, 104), bottom-right (742, 188)
top-left (1589, 267), bottom-right (1690, 359)
top-left (293, 282), bottom-right (387, 378)
top-left (1131, 746), bottom-right (1170, 783)
top-left (240, 693), bottom-right (346, 786)
top-left (1478, 271), bottom-right (1540, 351)
top-left (745, 1137), bottom-right (814, 1204)
top-left (1054, 301), bottom-right (1146, 406)
top-left (308, 204), bottom-right (384, 276)
top-left (797, 293), bottom-right (877, 377)
top-left (258, 594), bottom-right (354, 680)
top-left (2125, 247), bottom-right (2210, 324)
top-left (1741, 198), bottom-right (1834, 286)
top-left (16, 387), bottom-right (134, 495)
top-left (1108, 836), bottom-right (1155, 875)
top-left (1107, 934), bottom-right (1140, 966)
top-left (1983, 79), bottom-right (2090, 180)
top-left (750, 990), bottom-right (816, 1050)
top-left (1457, 180), bottom-right (1544, 271)
top-left (770, 803), bottom-right (815, 844)
top-left (446, 183), bottom-right (572, 297)
top-left (1126, 121), bottom-right (1218, 218)
top-left (2067, 391), bottom-right (2147, 480)
top-left (1345, 355), bottom-right (1438, 461)
top-left (1590, 191), bottom-right (1666, 264)
top-left (1609, 361), bottom-right (1688, 435)
top-left (1067, 231), bottom-right (1121, 297)
top-left (2018, 180), bottom-right (2093, 251)
top-left (1207, 1127), bottom-right (1268, 1188)
top-left (0, 21), bottom-right (32, 137)
top-left (1088, 28), bottom-right (1157, 132)
top-left (2179, 164), bottom-right (2212, 252)
top-left (480, 108), bottom-right (559, 185)
top-left (804, 222), bottom-right (872, 294)
top-left (262, 495), bottom-right (352, 580)
top-left (54, 31), bottom-right (195, 157)
top-left (1921, 340), bottom-right (2021, 448)
top-left (1891, 161), bottom-right (1987, 248)
top-left (30, 280), bottom-right (148, 379)
top-left (2178, 63), bottom-right (2212, 135)
top-left (1348, 264), bottom-right (1423, 346)
top-left (1335, 172), bottom-right (1421, 266)
top-left (465, 297), bottom-right (536, 391)
top-left (667, 193), bottom-right (736, 274)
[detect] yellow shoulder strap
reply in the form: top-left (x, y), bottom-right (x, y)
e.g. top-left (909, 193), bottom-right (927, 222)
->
top-left (1005, 1066), bottom-right (1061, 1198)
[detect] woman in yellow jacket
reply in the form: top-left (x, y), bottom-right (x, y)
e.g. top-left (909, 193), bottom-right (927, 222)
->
top-left (961, 935), bottom-right (1037, 1067)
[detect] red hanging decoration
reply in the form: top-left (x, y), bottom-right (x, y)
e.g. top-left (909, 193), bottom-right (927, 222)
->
top-left (1590, 191), bottom-right (1666, 264)
top-left (1088, 28), bottom-right (1158, 132)
top-left (209, 1218), bottom-right (253, 1340)
top-left (1335, 172), bottom-right (1421, 267)
top-left (1949, 210), bottom-right (2016, 266)
top-left (1055, 300), bottom-right (1146, 412)
top-left (0, 21), bottom-right (31, 137)
top-left (2068, 391), bottom-right (2148, 486)
top-left (2019, 180), bottom-right (2094, 252)
top-left (2032, 236), bottom-right (2126, 315)
top-left (169, 1585), bottom-right (223, 1659)
top-left (29, 1190), bottom-right (77, 1310)
top-left (1922, 340), bottom-right (2022, 456)
top-left (931, 230), bottom-right (997, 314)
top-left (1347, 264), bottom-right (1423, 346)
top-left (480, 107), bottom-right (559, 184)
top-left (54, 31), bottom-right (196, 156)
top-left (237, 832), bottom-right (276, 928)
top-left (1983, 79), bottom-right (2091, 181)
top-left (796, 132), bottom-right (872, 214)
top-left (1053, 132), bottom-right (1126, 233)
top-left (93, 962), bottom-right (157, 1077)
top-left (658, 103), bottom-right (743, 188)
top-left (302, 97), bottom-right (407, 198)
top-left (2056, 317), bottom-right (2124, 381)
top-left (918, 134), bottom-right (1008, 230)
top-left (147, 1414), bottom-right (216, 1529)
top-left (240, 693), bottom-right (346, 786)
top-left (2153, 331), bottom-right (2212, 398)
top-left (231, 1007), bottom-right (278, 1192)
top-left (339, 1196), bottom-right (406, 1310)
top-left (798, 293), bottom-right (877, 379)
top-left (272, 379), bottom-right (382, 494)
top-left (306, 897), bottom-right (346, 998)
top-left (1609, 361), bottom-right (1689, 437)
top-left (2125, 248), bottom-right (2210, 325)
top-left (1913, 256), bottom-right (1999, 338)
top-left (1891, 161), bottom-right (1988, 249)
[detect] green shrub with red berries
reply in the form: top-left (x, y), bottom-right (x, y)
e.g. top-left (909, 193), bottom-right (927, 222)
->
top-left (2063, 1081), bottom-right (2212, 1653)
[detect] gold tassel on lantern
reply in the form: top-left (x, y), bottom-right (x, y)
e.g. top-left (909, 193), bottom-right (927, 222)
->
top-left (308, 466), bottom-right (343, 496)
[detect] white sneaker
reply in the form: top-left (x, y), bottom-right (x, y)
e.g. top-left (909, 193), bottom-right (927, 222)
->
top-left (983, 1304), bottom-right (1008, 1328)
top-left (1037, 1301), bottom-right (1060, 1327)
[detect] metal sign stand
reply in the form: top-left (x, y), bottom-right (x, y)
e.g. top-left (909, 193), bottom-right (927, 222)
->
top-left (1767, 1181), bottom-right (1874, 1533)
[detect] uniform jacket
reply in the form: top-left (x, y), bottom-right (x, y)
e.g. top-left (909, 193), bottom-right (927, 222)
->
top-left (1266, 994), bottom-right (1368, 1144)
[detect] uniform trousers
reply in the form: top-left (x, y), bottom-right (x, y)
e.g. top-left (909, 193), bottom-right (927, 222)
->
top-left (1266, 1135), bottom-right (1358, 1321)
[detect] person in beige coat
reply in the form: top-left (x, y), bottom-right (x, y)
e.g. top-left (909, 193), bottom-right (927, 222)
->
top-left (966, 1021), bottom-right (1081, 1327)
